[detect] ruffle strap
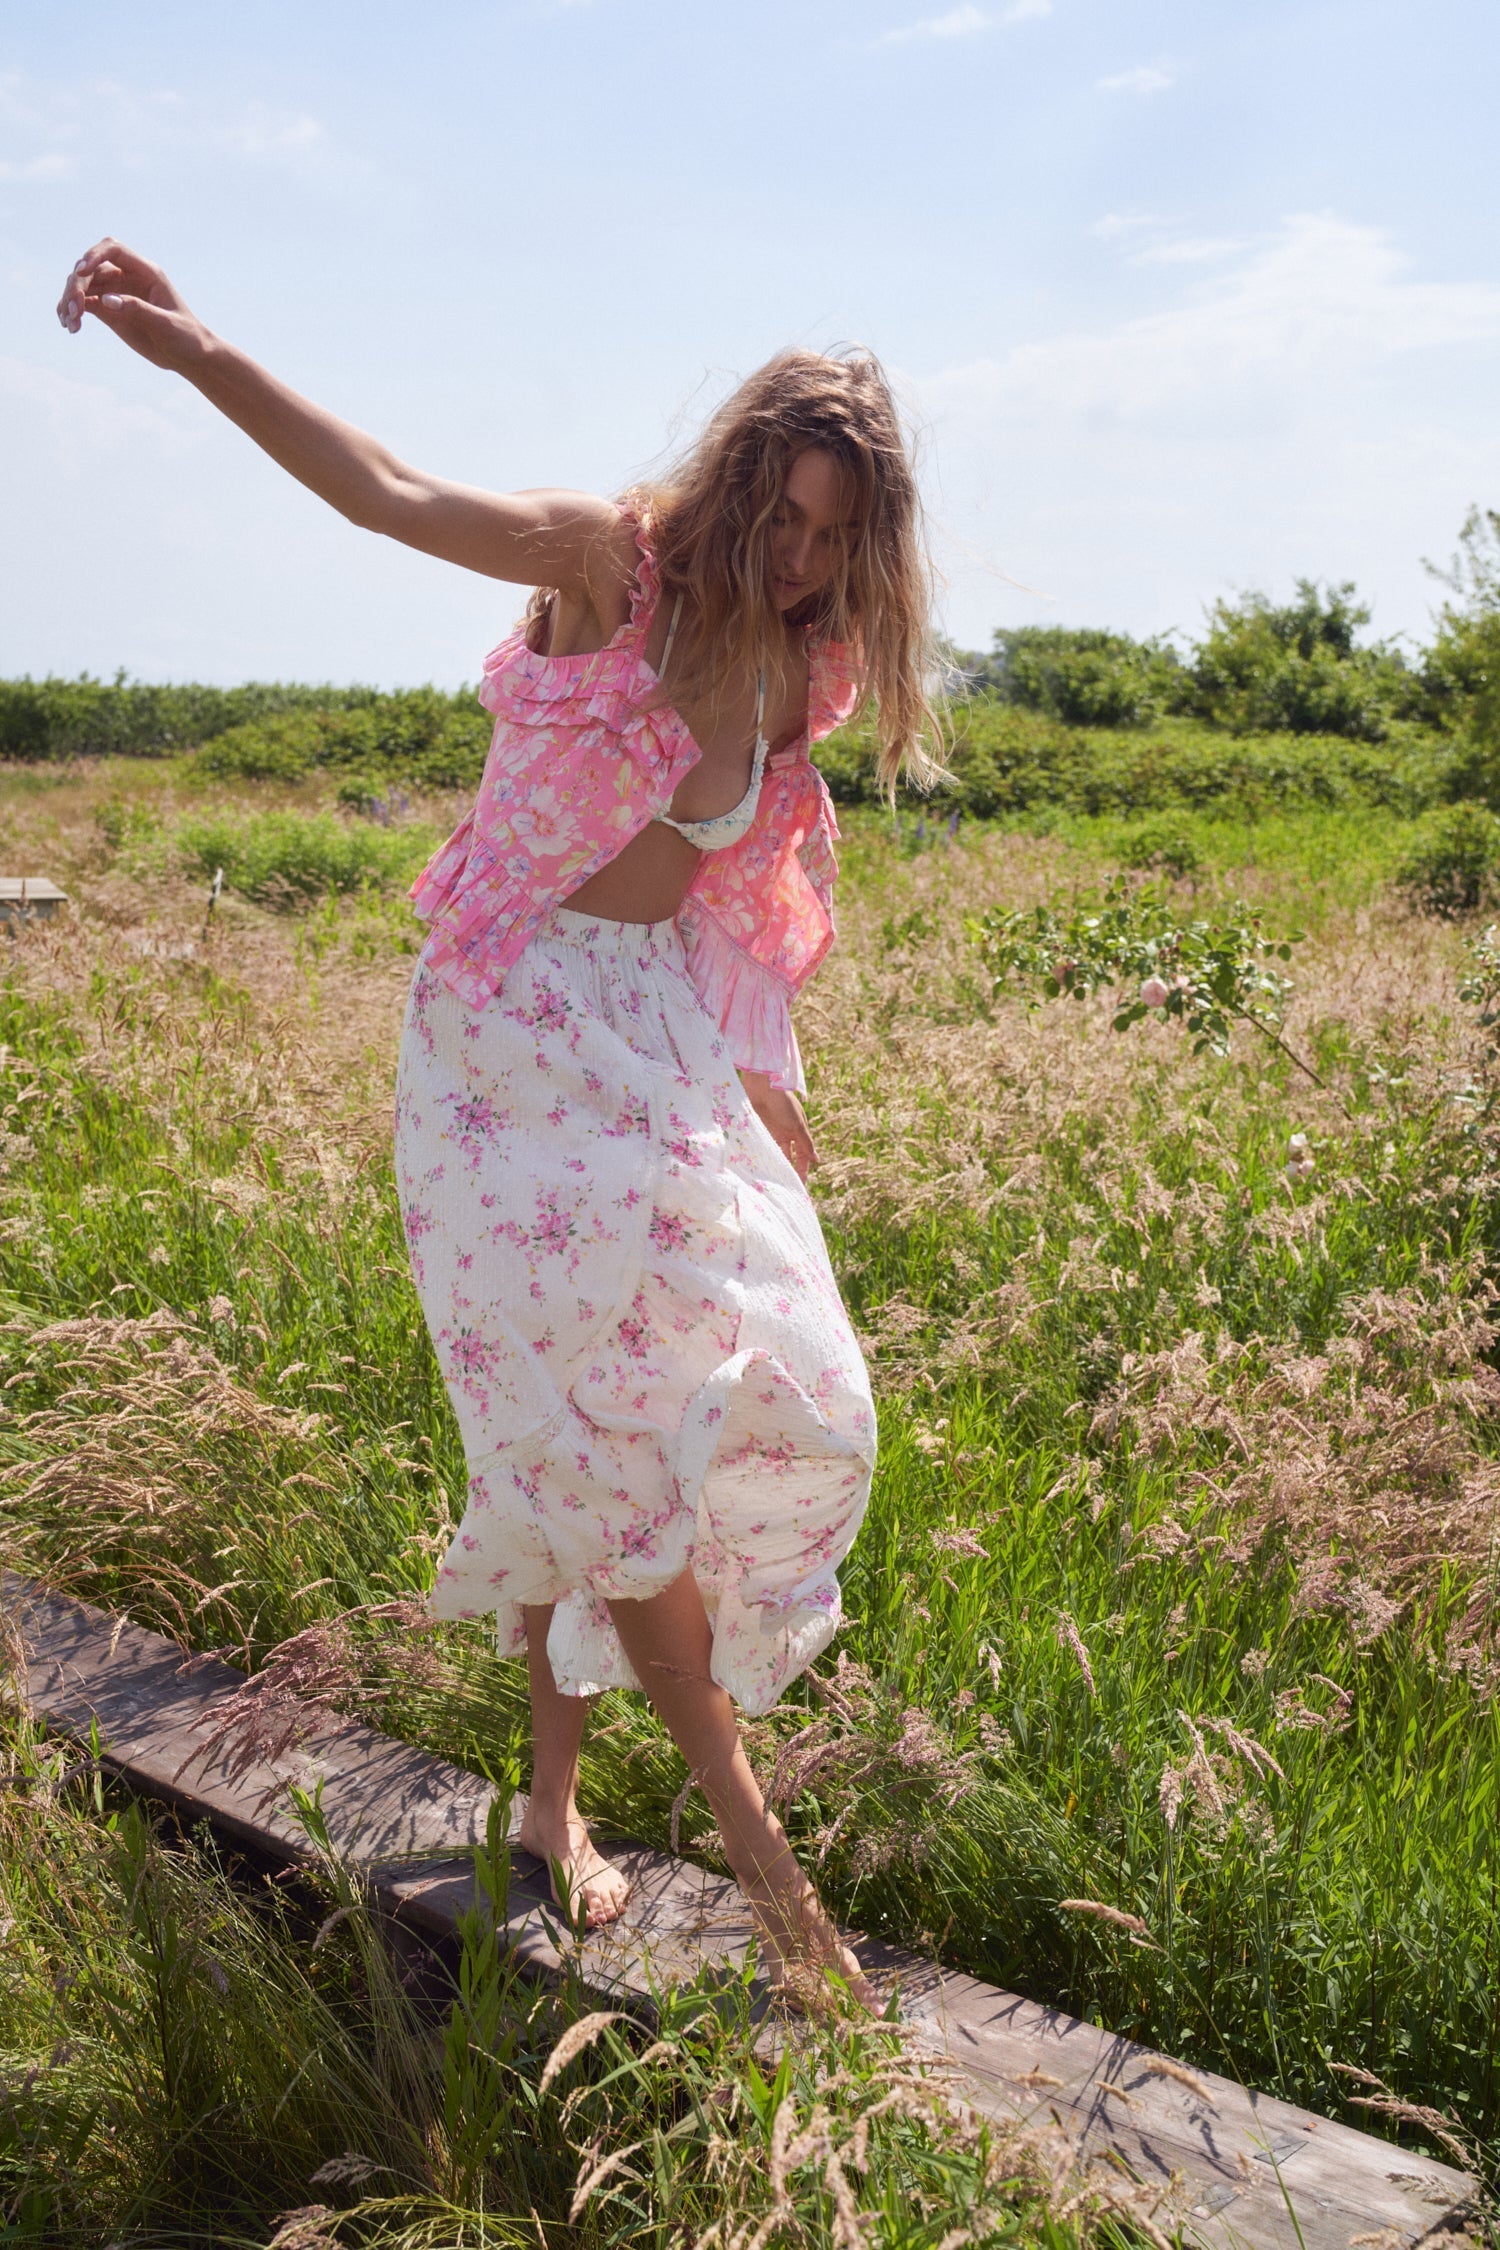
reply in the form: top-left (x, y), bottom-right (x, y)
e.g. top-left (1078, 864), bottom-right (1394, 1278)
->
top-left (806, 636), bottom-right (862, 742)
top-left (475, 513), bottom-right (664, 732)
top-left (676, 897), bottom-right (805, 1094)
top-left (477, 634), bottom-right (650, 739)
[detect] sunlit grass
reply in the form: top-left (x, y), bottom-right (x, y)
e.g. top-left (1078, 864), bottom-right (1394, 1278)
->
top-left (1, 759), bottom-right (1498, 2227)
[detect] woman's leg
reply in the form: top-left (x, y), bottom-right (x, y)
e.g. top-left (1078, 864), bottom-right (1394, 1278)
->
top-left (516, 1603), bottom-right (631, 1927)
top-left (606, 1569), bottom-right (874, 2007)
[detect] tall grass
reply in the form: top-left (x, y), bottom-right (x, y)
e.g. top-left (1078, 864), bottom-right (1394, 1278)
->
top-left (1, 762), bottom-right (1497, 2222)
top-left (1, 1699), bottom-right (1077, 2246)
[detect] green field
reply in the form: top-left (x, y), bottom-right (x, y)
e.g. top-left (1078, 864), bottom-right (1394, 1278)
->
top-left (2, 694), bottom-right (1499, 2240)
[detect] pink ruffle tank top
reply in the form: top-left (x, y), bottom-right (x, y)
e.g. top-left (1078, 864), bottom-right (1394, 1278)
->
top-left (409, 519), bottom-right (861, 1091)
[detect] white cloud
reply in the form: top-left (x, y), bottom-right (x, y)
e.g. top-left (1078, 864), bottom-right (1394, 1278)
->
top-left (933, 215), bottom-right (1500, 425)
top-left (0, 152), bottom-right (75, 183)
top-left (915, 215), bottom-right (1500, 643)
top-left (1098, 63), bottom-right (1177, 94)
top-left (879, 5), bottom-right (988, 41)
top-left (1133, 235), bottom-right (1242, 266)
top-left (220, 105), bottom-right (328, 162)
top-left (0, 70), bottom-right (347, 182)
top-left (0, 356), bottom-right (205, 458)
top-left (1091, 213), bottom-right (1243, 265)
top-left (1090, 211), bottom-right (1161, 241)
top-left (877, 1), bottom-right (1047, 45)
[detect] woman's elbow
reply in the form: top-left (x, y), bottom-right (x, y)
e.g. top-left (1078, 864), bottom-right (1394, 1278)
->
top-left (342, 459), bottom-right (423, 539)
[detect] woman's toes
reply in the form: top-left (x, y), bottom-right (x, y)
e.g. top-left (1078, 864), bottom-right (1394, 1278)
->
top-left (523, 1815), bottom-right (633, 1930)
top-left (581, 1857), bottom-right (633, 1926)
top-left (745, 1888), bottom-right (875, 2012)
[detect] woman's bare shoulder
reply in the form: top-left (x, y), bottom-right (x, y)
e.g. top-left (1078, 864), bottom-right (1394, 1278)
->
top-left (484, 489), bottom-right (630, 594)
top-left (580, 501), bottom-right (649, 628)
top-left (527, 502), bottom-right (648, 655)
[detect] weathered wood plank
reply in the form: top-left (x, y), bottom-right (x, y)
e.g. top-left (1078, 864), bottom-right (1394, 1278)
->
top-left (0, 876), bottom-right (68, 920)
top-left (3, 1573), bottom-right (1479, 2249)
top-left (3, 1571), bottom-right (501, 1864)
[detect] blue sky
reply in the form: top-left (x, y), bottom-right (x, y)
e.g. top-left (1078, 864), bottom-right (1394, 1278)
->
top-left (3, 0), bottom-right (1498, 686)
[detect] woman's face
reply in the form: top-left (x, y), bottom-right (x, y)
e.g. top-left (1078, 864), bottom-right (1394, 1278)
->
top-left (770, 447), bottom-right (856, 612)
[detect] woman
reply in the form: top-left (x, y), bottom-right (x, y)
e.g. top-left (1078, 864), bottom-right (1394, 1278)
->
top-left (60, 240), bottom-right (937, 2005)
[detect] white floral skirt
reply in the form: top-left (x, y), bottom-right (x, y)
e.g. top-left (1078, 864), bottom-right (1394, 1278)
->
top-left (394, 906), bottom-right (876, 1716)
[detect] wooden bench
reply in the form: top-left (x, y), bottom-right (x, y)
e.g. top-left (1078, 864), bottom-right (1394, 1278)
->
top-left (2, 1572), bottom-right (1478, 2249)
top-left (0, 876), bottom-right (68, 922)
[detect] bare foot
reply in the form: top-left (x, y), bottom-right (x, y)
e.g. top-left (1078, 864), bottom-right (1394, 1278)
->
top-left (517, 1801), bottom-right (632, 1930)
top-left (741, 1863), bottom-right (878, 2014)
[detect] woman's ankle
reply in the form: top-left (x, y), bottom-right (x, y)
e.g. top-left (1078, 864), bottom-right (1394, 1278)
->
top-left (732, 1831), bottom-right (809, 1904)
top-left (521, 1783), bottom-right (580, 1831)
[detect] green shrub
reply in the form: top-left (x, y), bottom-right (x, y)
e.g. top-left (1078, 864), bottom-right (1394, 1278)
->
top-left (176, 809), bottom-right (435, 906)
top-left (194, 711), bottom-right (334, 781)
top-left (194, 694), bottom-right (491, 790)
top-left (0, 672), bottom-right (494, 778)
top-left (95, 796), bottom-right (161, 856)
top-left (1395, 802), bottom-right (1500, 916)
top-left (1119, 819), bottom-right (1202, 878)
top-left (1182, 581), bottom-right (1416, 740)
top-left (1417, 510), bottom-right (1500, 800)
top-left (337, 775), bottom-right (413, 821)
top-left (1428, 714), bottom-right (1500, 810)
top-left (819, 706), bottom-right (1456, 820)
top-left (954, 625), bottom-right (1183, 729)
top-left (0, 674), bottom-right (387, 761)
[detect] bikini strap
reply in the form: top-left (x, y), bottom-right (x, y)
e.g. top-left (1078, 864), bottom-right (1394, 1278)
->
top-left (659, 592), bottom-right (684, 675)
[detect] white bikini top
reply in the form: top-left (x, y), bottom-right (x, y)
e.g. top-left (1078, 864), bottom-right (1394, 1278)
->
top-left (652, 595), bottom-right (768, 852)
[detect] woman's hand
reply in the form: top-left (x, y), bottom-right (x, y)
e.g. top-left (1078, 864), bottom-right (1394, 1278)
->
top-left (738, 1071), bottom-right (818, 1182)
top-left (58, 239), bottom-right (207, 374)
top-left (53, 238), bottom-right (628, 595)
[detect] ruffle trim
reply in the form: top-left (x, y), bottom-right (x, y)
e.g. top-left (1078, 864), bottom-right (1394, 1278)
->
top-left (676, 897), bottom-right (805, 1093)
top-left (476, 513), bottom-right (664, 733)
top-left (474, 534), bottom-right (854, 750)
top-left (435, 1349), bottom-right (872, 1717)
top-left (806, 637), bottom-right (862, 744)
top-left (409, 809), bottom-right (476, 924)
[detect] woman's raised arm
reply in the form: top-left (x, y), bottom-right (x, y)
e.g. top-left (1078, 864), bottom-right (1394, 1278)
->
top-left (58, 239), bottom-right (625, 596)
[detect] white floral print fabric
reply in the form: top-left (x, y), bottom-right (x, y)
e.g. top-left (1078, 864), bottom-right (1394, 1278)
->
top-left (395, 906), bottom-right (876, 1717)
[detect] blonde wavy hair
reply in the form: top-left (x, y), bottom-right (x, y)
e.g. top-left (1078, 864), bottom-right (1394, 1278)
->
top-left (533, 348), bottom-right (941, 796)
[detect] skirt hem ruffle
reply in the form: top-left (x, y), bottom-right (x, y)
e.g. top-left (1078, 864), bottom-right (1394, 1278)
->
top-left (425, 1345), bottom-right (872, 1718)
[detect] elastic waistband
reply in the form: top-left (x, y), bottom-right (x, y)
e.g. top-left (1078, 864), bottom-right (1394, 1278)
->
top-left (542, 905), bottom-right (683, 957)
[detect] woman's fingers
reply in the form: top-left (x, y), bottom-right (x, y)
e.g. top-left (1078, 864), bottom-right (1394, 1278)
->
top-left (777, 1114), bottom-right (817, 1180)
top-left (74, 237), bottom-right (163, 290)
top-left (58, 251), bottom-right (123, 332)
top-left (58, 239), bottom-right (184, 334)
top-left (737, 1073), bottom-right (817, 1182)
top-left (56, 255), bottom-right (94, 332)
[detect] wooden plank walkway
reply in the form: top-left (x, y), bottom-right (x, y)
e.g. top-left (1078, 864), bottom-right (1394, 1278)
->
top-left (3, 1572), bottom-right (1480, 2249)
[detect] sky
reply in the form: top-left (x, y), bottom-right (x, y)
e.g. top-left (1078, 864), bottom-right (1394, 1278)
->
top-left (2, 0), bottom-right (1498, 688)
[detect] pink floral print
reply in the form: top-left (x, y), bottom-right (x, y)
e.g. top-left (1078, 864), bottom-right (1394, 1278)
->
top-left (395, 907), bottom-right (876, 1716)
top-left (408, 520), bottom-right (860, 1092)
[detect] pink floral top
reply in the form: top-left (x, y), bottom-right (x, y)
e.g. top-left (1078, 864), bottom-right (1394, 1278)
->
top-left (409, 521), bottom-right (861, 1092)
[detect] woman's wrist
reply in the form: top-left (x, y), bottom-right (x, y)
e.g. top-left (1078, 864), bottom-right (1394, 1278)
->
top-left (737, 1075), bottom-right (817, 1180)
top-left (187, 330), bottom-right (275, 403)
top-left (174, 321), bottom-right (224, 384)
